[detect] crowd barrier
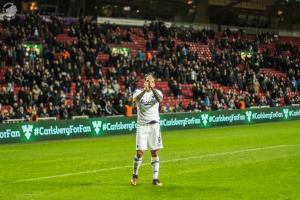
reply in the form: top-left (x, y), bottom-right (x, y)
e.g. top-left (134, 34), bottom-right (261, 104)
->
top-left (1, 106), bottom-right (300, 144)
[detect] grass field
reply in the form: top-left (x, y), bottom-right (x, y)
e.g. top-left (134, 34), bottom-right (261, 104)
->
top-left (0, 120), bottom-right (299, 200)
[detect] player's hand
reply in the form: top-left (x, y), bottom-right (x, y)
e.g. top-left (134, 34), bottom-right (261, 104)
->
top-left (149, 81), bottom-right (155, 89)
top-left (144, 81), bottom-right (150, 90)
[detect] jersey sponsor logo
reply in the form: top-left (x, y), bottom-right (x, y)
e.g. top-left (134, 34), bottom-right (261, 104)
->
top-left (140, 97), bottom-right (156, 105)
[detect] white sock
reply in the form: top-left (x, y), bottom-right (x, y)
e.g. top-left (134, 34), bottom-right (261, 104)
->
top-left (133, 156), bottom-right (142, 176)
top-left (151, 156), bottom-right (160, 180)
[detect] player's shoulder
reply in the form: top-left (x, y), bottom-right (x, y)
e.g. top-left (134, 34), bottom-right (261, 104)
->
top-left (133, 88), bottom-right (143, 96)
top-left (133, 88), bottom-right (143, 93)
top-left (155, 88), bottom-right (163, 95)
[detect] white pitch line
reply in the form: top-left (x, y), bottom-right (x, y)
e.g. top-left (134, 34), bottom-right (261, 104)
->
top-left (13, 144), bottom-right (297, 183)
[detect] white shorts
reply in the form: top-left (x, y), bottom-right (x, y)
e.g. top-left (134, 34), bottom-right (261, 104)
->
top-left (136, 123), bottom-right (163, 151)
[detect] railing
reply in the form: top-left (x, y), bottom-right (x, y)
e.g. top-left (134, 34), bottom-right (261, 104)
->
top-left (3, 119), bottom-right (26, 124)
top-left (37, 117), bottom-right (57, 121)
top-left (72, 115), bottom-right (89, 119)
top-left (3, 117), bottom-right (56, 124)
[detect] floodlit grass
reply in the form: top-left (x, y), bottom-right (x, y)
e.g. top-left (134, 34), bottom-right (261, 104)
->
top-left (0, 120), bottom-right (299, 200)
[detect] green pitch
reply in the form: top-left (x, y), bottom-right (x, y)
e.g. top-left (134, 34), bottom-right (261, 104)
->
top-left (0, 120), bottom-right (299, 200)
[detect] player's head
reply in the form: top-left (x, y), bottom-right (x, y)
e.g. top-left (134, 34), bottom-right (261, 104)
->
top-left (145, 73), bottom-right (155, 89)
top-left (145, 73), bottom-right (155, 80)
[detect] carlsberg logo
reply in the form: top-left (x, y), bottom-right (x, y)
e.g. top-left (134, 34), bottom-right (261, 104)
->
top-left (22, 125), bottom-right (33, 140)
top-left (245, 111), bottom-right (252, 122)
top-left (201, 114), bottom-right (209, 126)
top-left (92, 121), bottom-right (102, 134)
top-left (283, 109), bottom-right (289, 119)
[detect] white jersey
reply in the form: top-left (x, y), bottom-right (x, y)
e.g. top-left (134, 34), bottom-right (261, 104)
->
top-left (133, 88), bottom-right (163, 125)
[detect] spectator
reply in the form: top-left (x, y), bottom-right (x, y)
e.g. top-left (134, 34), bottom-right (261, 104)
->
top-left (291, 77), bottom-right (298, 92)
top-left (0, 15), bottom-right (298, 122)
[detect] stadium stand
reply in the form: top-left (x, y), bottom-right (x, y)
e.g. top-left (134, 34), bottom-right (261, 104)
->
top-left (0, 14), bottom-right (299, 122)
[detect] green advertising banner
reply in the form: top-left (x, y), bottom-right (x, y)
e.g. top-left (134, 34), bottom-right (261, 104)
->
top-left (240, 50), bottom-right (253, 60)
top-left (111, 47), bottom-right (130, 56)
top-left (23, 43), bottom-right (43, 56)
top-left (0, 106), bottom-right (300, 144)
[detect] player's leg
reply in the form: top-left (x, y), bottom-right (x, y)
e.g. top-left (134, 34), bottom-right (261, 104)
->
top-left (131, 150), bottom-right (143, 186)
top-left (131, 125), bottom-right (148, 186)
top-left (151, 149), bottom-right (162, 186)
top-left (149, 123), bottom-right (163, 186)
top-left (132, 150), bottom-right (144, 180)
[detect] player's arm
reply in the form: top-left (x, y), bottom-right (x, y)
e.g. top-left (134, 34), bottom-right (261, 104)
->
top-left (132, 82), bottom-right (149, 103)
top-left (132, 90), bottom-right (146, 103)
top-left (151, 87), bottom-right (163, 103)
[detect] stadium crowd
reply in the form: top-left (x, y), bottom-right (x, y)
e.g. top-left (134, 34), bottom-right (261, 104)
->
top-left (0, 14), bottom-right (299, 122)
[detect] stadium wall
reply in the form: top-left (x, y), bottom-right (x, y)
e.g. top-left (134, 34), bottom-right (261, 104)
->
top-left (0, 106), bottom-right (300, 144)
